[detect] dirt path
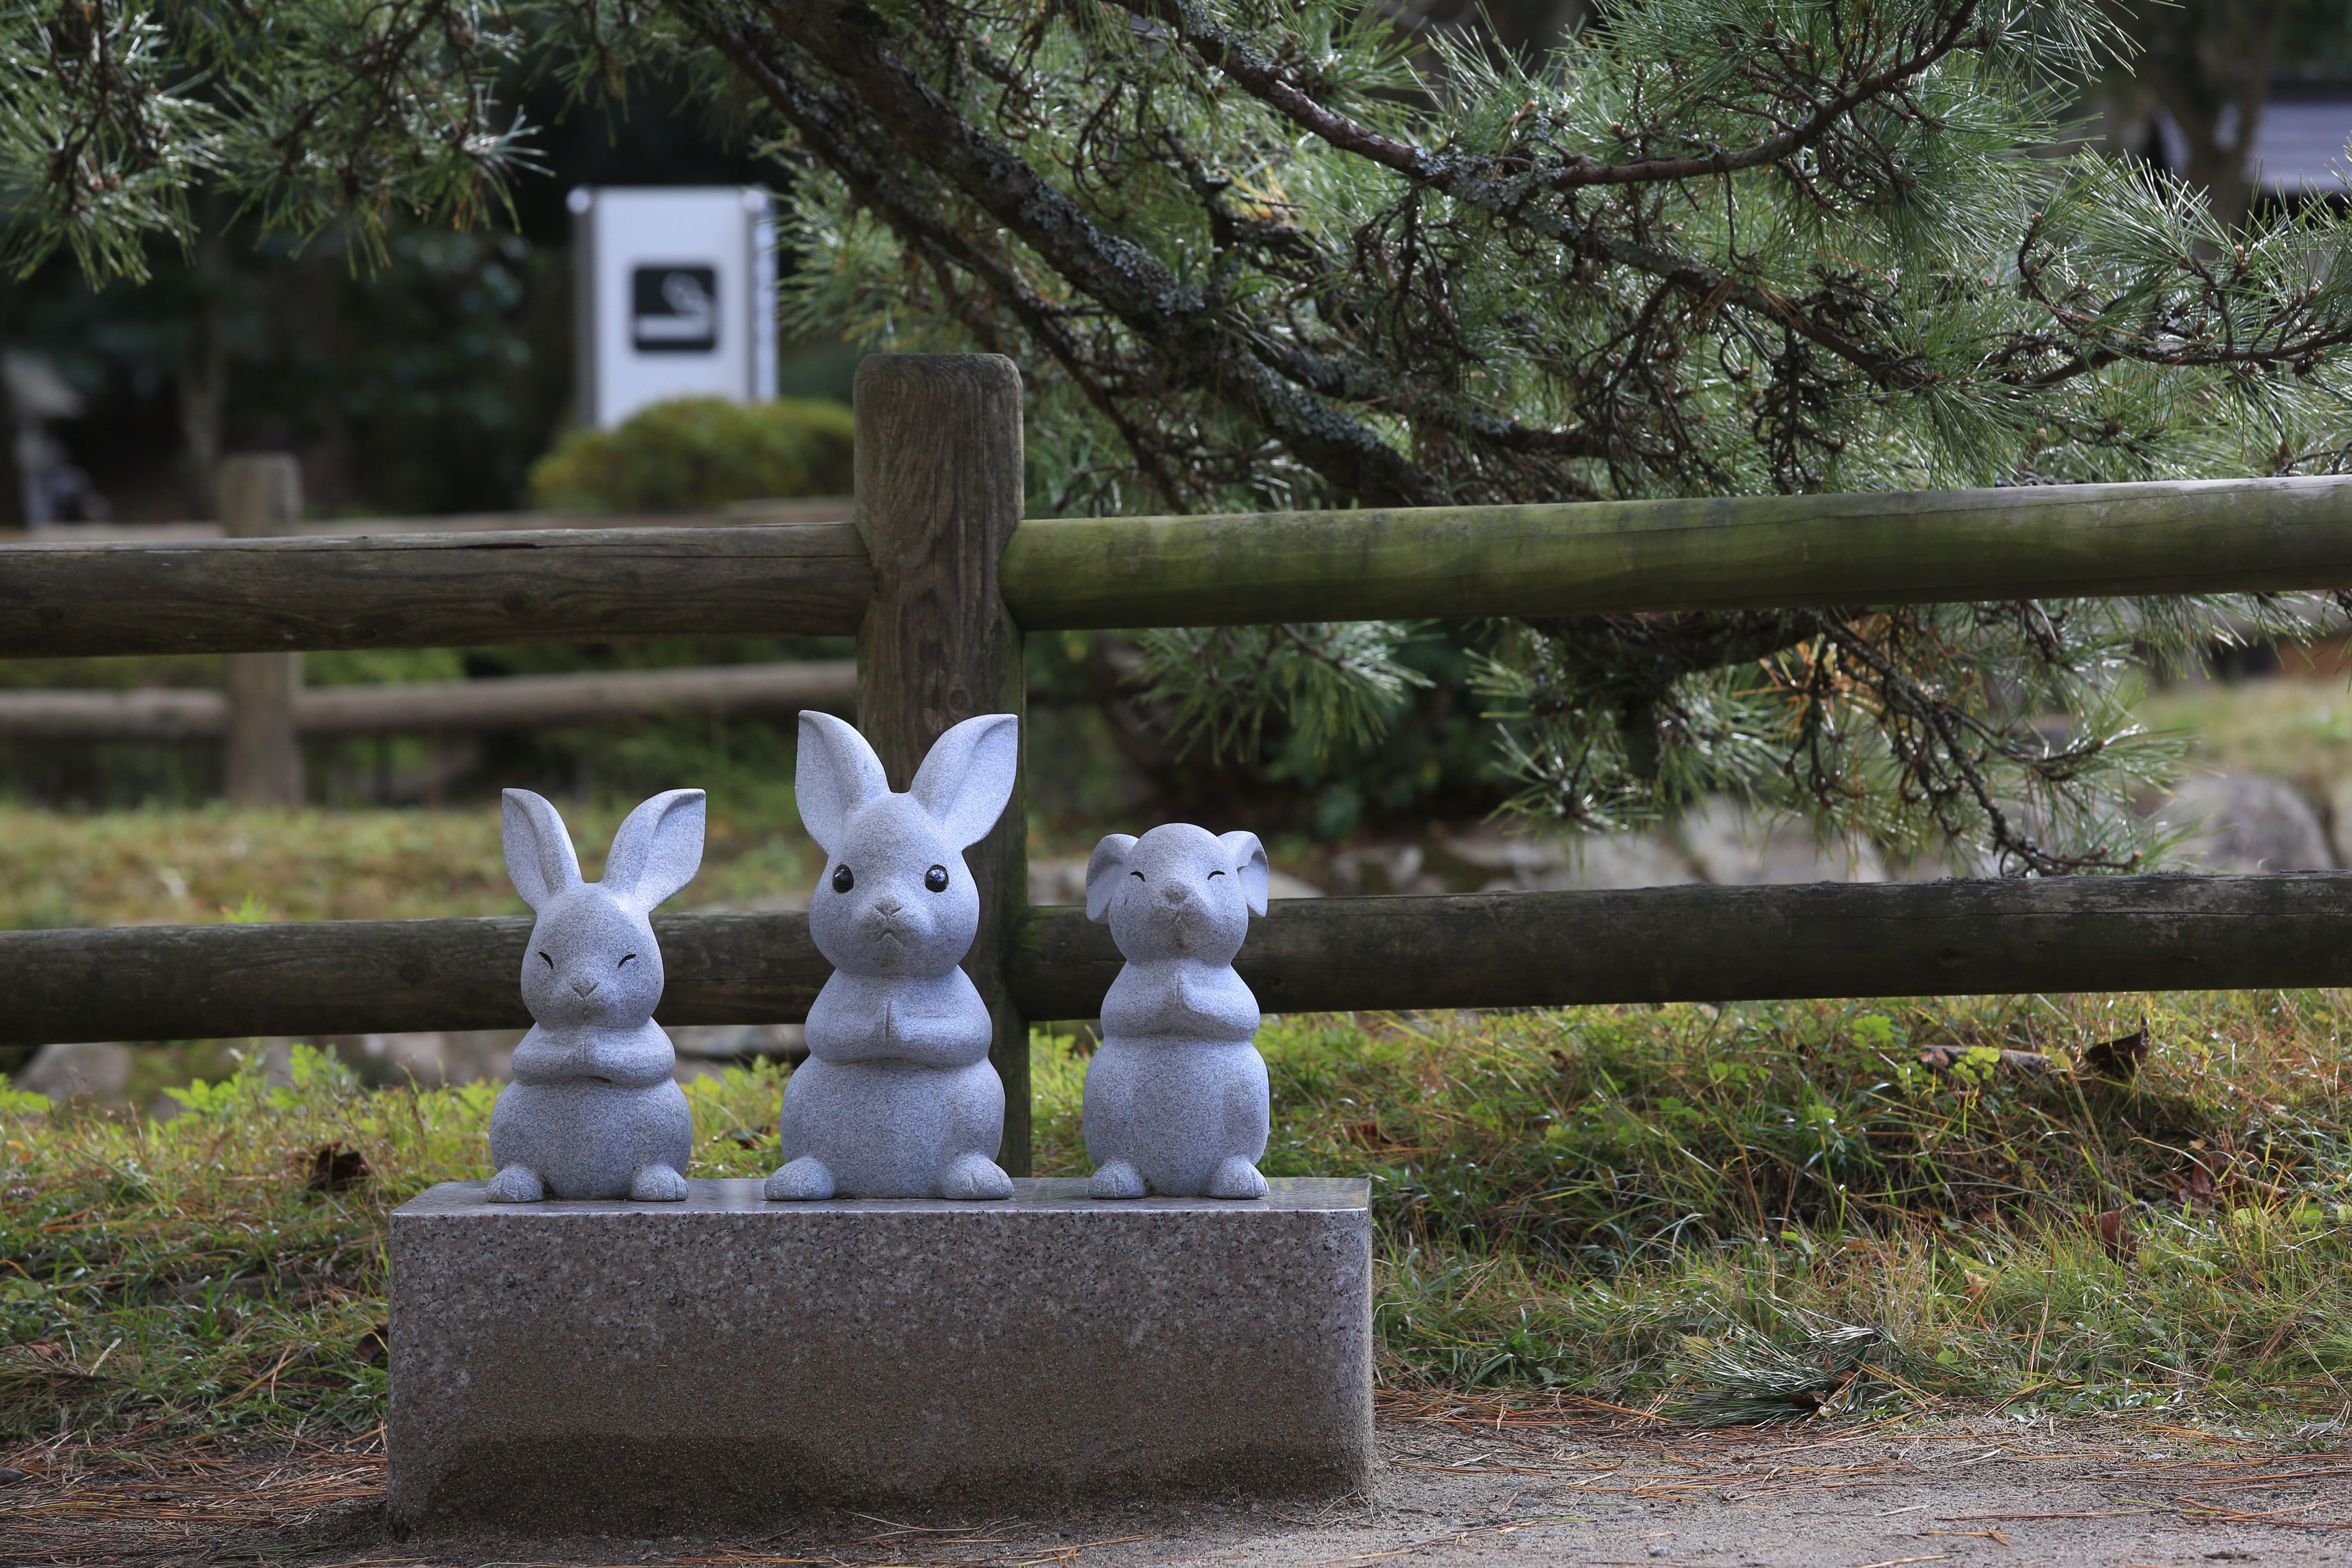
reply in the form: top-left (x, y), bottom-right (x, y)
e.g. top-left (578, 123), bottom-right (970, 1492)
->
top-left (9, 1401), bottom-right (2352, 1567)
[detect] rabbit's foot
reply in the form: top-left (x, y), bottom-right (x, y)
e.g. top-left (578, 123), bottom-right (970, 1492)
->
top-left (764, 1156), bottom-right (835, 1201)
top-left (1206, 1156), bottom-right (1269, 1200)
top-left (629, 1163), bottom-right (688, 1202)
top-left (940, 1152), bottom-right (1013, 1201)
top-left (1088, 1160), bottom-right (1146, 1200)
top-left (486, 1164), bottom-right (544, 1203)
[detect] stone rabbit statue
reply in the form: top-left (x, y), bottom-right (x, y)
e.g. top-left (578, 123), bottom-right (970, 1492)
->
top-left (1081, 823), bottom-right (1271, 1200)
top-left (767, 710), bottom-right (1020, 1201)
top-left (485, 787), bottom-right (706, 1203)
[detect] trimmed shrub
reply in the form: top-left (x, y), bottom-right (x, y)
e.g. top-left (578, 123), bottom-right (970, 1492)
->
top-left (528, 396), bottom-right (853, 512)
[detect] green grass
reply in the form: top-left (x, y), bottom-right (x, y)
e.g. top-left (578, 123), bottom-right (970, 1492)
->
top-left (10, 991), bottom-right (2352, 1444)
top-left (0, 804), bottom-right (820, 931)
top-left (2136, 673), bottom-right (2352, 804)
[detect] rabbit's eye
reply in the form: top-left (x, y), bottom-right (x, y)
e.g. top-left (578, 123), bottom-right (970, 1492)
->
top-left (1208, 869), bottom-right (1225, 879)
top-left (538, 951), bottom-right (554, 969)
top-left (924, 864), bottom-right (949, 893)
top-left (1130, 870), bottom-right (1145, 882)
top-left (617, 953), bottom-right (636, 968)
top-left (831, 864), bottom-right (854, 894)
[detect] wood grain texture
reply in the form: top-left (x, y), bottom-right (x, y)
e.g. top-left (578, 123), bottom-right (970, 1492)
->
top-left (0, 662), bottom-right (861, 741)
top-left (852, 354), bottom-right (1035, 1172)
top-left (999, 475), bottom-right (2352, 628)
top-left (1008, 874), bottom-right (2352, 1018)
top-left (0, 523), bottom-right (871, 657)
top-left (24, 473), bottom-right (2352, 657)
top-left (218, 456), bottom-right (305, 804)
top-left (5, 913), bottom-right (829, 1045)
top-left (16, 876), bottom-right (2352, 1045)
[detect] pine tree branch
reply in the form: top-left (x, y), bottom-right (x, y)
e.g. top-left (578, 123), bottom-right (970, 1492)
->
top-left (671, 0), bottom-right (1194, 504)
top-left (1125, 0), bottom-right (1982, 192)
top-left (728, 0), bottom-right (1452, 506)
top-left (1114, 0), bottom-right (1942, 392)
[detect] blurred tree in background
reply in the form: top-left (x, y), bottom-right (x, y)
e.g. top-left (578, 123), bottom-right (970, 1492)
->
top-left (2099, 0), bottom-right (2352, 231)
top-left (10, 0), bottom-right (2352, 859)
top-left (0, 49), bottom-right (826, 521)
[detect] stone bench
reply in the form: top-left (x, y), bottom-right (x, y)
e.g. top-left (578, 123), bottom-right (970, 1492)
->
top-left (388, 1176), bottom-right (1372, 1534)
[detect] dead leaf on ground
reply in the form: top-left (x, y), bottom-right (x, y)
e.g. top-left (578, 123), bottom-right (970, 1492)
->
top-left (304, 1141), bottom-right (370, 1192)
top-left (2087, 1208), bottom-right (2135, 1261)
top-left (2080, 1021), bottom-right (2149, 1081)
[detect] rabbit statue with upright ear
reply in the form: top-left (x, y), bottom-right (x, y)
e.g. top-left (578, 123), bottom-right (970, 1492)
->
top-left (485, 787), bottom-right (706, 1203)
top-left (1082, 824), bottom-right (1272, 1200)
top-left (768, 710), bottom-right (1020, 1201)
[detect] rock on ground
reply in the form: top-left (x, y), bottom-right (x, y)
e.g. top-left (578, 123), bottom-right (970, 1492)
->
top-left (1330, 797), bottom-right (1891, 897)
top-left (1679, 795), bottom-right (1889, 885)
top-left (16, 1040), bottom-right (133, 1100)
top-left (2149, 770), bottom-right (2335, 872)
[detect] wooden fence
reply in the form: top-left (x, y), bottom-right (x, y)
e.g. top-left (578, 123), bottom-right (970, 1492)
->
top-left (0, 661), bottom-right (858, 742)
top-left (3, 464), bottom-right (862, 804)
top-left (10, 352), bottom-right (2352, 1169)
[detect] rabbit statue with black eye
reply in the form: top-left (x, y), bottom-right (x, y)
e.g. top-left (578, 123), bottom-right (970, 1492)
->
top-left (486, 787), bottom-right (706, 1203)
top-left (1082, 823), bottom-right (1272, 1200)
top-left (767, 710), bottom-right (1020, 1202)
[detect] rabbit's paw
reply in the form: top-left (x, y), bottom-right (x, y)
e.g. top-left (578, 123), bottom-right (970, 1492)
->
top-left (628, 1163), bottom-right (688, 1202)
top-left (1088, 1160), bottom-right (1146, 1200)
top-left (764, 1156), bottom-right (835, 1201)
top-left (1205, 1157), bottom-right (1268, 1200)
top-left (486, 1164), bottom-right (544, 1203)
top-left (940, 1152), bottom-right (1013, 1201)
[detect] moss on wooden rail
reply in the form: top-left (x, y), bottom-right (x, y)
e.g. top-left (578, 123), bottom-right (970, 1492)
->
top-left (9, 476), bottom-right (2352, 657)
top-left (1000, 475), bottom-right (2352, 628)
top-left (10, 875), bottom-right (2350, 1045)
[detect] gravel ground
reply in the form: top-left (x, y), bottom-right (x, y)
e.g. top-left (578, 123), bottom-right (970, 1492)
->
top-left (9, 1403), bottom-right (2352, 1567)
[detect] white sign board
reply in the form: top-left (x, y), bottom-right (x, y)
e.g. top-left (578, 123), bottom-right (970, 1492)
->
top-left (570, 186), bottom-right (777, 428)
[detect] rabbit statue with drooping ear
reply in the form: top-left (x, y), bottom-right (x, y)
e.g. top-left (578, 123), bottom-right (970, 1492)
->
top-left (485, 787), bottom-right (706, 1203)
top-left (1081, 824), bottom-right (1272, 1200)
top-left (767, 710), bottom-right (1020, 1202)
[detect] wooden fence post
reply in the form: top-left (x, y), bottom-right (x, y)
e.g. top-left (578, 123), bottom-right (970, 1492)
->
top-left (852, 354), bottom-right (1032, 1174)
top-left (218, 455), bottom-right (305, 806)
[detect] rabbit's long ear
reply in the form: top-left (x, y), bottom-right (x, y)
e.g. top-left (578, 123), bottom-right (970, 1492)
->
top-left (1085, 834), bottom-right (1137, 923)
top-left (909, 713), bottom-right (1018, 849)
top-left (796, 712), bottom-right (890, 855)
top-left (1220, 830), bottom-right (1270, 917)
top-left (503, 789), bottom-right (583, 911)
top-left (602, 788), bottom-right (706, 911)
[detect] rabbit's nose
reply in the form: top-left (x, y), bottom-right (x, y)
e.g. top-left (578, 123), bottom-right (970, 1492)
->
top-left (1159, 881), bottom-right (1187, 904)
top-left (873, 895), bottom-right (903, 917)
top-left (570, 978), bottom-right (599, 998)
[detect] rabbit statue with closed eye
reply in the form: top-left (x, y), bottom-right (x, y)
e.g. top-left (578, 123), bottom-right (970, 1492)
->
top-left (485, 787), bottom-right (706, 1203)
top-left (1081, 823), bottom-right (1272, 1200)
top-left (766, 710), bottom-right (1020, 1202)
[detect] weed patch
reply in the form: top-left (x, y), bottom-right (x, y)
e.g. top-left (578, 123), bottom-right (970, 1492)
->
top-left (5, 993), bottom-right (2352, 1443)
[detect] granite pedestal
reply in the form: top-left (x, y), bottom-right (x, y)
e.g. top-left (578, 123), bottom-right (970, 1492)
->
top-left (388, 1176), bottom-right (1372, 1534)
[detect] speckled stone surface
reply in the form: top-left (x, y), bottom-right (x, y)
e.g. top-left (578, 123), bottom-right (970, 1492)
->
top-left (486, 787), bottom-right (705, 1202)
top-left (1083, 824), bottom-right (1271, 1199)
top-left (387, 1176), bottom-right (1372, 1535)
top-left (771, 711), bottom-right (1018, 1200)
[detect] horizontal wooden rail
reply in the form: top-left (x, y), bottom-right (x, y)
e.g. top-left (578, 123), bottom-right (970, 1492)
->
top-left (9, 874), bottom-right (2348, 1045)
top-left (1000, 475), bottom-right (2352, 627)
top-left (0, 661), bottom-right (860, 742)
top-left (0, 495), bottom-right (852, 543)
top-left (6, 477), bottom-right (2352, 657)
top-left (0, 523), bottom-right (869, 658)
